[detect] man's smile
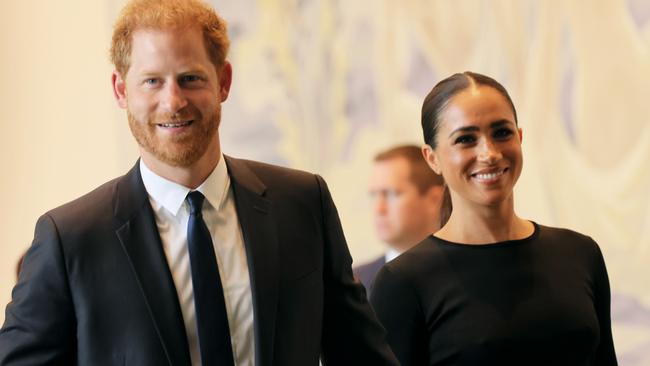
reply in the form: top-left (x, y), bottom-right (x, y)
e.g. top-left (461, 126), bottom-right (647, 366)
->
top-left (157, 120), bottom-right (194, 128)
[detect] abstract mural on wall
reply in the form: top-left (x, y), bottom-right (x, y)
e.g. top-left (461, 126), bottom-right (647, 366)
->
top-left (211, 0), bottom-right (650, 363)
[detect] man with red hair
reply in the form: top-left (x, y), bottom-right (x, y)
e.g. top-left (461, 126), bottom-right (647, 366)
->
top-left (0, 1), bottom-right (398, 365)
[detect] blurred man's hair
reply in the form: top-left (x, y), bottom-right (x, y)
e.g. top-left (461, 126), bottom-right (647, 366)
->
top-left (374, 145), bottom-right (444, 193)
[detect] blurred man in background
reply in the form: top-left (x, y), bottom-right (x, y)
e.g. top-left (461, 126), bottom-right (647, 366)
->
top-left (355, 145), bottom-right (444, 295)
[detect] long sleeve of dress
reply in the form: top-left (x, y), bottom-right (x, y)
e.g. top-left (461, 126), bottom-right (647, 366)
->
top-left (371, 265), bottom-right (428, 366)
top-left (589, 240), bottom-right (618, 366)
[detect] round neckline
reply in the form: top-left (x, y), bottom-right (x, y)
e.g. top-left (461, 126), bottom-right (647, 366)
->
top-left (431, 221), bottom-right (539, 248)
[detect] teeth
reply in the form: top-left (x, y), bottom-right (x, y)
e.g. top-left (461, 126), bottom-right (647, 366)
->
top-left (474, 171), bottom-right (503, 180)
top-left (159, 120), bottom-right (192, 128)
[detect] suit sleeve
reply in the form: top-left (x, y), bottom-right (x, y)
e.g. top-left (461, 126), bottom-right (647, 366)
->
top-left (371, 265), bottom-right (428, 366)
top-left (315, 175), bottom-right (399, 366)
top-left (0, 214), bottom-right (76, 365)
top-left (589, 240), bottom-right (618, 366)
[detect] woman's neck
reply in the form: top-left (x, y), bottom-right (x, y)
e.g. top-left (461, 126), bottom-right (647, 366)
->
top-left (435, 196), bottom-right (533, 244)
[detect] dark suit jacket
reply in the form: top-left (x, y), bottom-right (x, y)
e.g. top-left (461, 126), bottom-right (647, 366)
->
top-left (0, 156), bottom-right (398, 366)
top-left (353, 256), bottom-right (386, 297)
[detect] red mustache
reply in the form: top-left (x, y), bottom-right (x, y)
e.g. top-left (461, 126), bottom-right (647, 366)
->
top-left (149, 111), bottom-right (199, 125)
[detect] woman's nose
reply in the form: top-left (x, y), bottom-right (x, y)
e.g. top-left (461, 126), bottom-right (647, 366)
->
top-left (477, 138), bottom-right (501, 163)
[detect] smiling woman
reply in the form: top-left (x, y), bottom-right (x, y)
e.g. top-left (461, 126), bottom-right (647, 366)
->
top-left (424, 85), bottom-right (524, 228)
top-left (370, 72), bottom-right (618, 366)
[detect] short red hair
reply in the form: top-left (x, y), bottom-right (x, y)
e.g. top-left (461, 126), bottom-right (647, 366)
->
top-left (110, 0), bottom-right (230, 76)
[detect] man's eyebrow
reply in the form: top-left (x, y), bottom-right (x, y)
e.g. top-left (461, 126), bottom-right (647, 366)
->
top-left (180, 65), bottom-right (210, 74)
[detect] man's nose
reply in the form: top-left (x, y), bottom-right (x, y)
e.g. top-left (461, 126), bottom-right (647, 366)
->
top-left (160, 81), bottom-right (188, 113)
top-left (373, 196), bottom-right (387, 215)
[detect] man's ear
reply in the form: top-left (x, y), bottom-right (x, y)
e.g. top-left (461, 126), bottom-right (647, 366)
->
top-left (518, 127), bottom-right (523, 143)
top-left (112, 70), bottom-right (128, 109)
top-left (422, 183), bottom-right (442, 205)
top-left (422, 144), bottom-right (441, 175)
top-left (218, 61), bottom-right (233, 102)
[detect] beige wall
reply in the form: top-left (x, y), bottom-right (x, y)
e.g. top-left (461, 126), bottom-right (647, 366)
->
top-left (0, 0), bottom-right (137, 320)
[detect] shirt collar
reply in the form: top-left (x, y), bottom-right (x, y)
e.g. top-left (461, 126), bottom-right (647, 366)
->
top-left (385, 248), bottom-right (402, 263)
top-left (140, 155), bottom-right (230, 216)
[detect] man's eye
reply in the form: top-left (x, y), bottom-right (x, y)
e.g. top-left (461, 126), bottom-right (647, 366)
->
top-left (144, 79), bottom-right (158, 85)
top-left (386, 190), bottom-right (401, 199)
top-left (454, 135), bottom-right (476, 145)
top-left (180, 75), bottom-right (201, 83)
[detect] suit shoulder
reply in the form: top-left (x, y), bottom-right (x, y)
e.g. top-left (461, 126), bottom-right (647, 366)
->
top-left (354, 256), bottom-right (385, 278)
top-left (227, 157), bottom-right (328, 202)
top-left (44, 175), bottom-right (123, 230)
top-left (234, 158), bottom-right (318, 185)
top-left (355, 256), bottom-right (385, 273)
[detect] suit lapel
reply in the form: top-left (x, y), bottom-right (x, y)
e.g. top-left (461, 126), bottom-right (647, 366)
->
top-left (114, 162), bottom-right (191, 366)
top-left (225, 156), bottom-right (279, 366)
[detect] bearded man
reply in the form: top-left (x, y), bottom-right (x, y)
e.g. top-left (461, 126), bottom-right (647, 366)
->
top-left (0, 1), bottom-right (398, 365)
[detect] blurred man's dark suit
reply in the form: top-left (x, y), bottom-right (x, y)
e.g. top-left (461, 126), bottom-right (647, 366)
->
top-left (354, 256), bottom-right (386, 296)
top-left (0, 156), bottom-right (398, 366)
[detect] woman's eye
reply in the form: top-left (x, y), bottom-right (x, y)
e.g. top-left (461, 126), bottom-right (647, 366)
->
top-left (144, 78), bottom-right (158, 85)
top-left (454, 135), bottom-right (476, 145)
top-left (494, 128), bottom-right (514, 139)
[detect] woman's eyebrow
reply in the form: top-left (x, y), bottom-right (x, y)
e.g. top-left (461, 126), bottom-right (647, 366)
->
top-left (448, 125), bottom-right (479, 137)
top-left (490, 119), bottom-right (514, 128)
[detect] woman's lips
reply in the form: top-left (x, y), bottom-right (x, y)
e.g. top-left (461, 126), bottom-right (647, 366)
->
top-left (471, 167), bottom-right (508, 183)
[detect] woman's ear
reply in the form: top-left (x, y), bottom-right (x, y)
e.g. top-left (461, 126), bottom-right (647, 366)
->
top-left (422, 144), bottom-right (442, 175)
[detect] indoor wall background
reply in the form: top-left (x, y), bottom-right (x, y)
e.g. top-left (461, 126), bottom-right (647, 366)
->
top-left (1, 0), bottom-right (648, 364)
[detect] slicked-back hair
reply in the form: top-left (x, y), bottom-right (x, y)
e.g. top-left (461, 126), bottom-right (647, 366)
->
top-left (421, 71), bottom-right (518, 149)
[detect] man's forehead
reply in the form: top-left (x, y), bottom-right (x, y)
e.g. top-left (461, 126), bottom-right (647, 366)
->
top-left (374, 157), bottom-right (412, 174)
top-left (371, 158), bottom-right (414, 185)
top-left (126, 27), bottom-right (213, 73)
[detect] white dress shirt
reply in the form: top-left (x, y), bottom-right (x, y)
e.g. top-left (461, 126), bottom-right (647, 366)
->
top-left (140, 157), bottom-right (255, 366)
top-left (385, 248), bottom-right (402, 263)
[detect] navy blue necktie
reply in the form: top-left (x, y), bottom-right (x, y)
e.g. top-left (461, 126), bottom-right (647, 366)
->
top-left (186, 191), bottom-right (235, 366)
